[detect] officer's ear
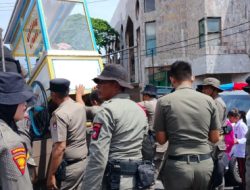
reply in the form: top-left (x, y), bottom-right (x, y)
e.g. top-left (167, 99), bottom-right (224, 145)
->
top-left (169, 76), bottom-right (175, 86)
top-left (170, 76), bottom-right (178, 88)
top-left (191, 75), bottom-right (195, 82)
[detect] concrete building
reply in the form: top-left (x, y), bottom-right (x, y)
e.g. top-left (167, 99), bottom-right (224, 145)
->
top-left (110, 0), bottom-right (250, 88)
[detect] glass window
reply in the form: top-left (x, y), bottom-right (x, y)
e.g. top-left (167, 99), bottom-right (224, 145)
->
top-left (199, 35), bottom-right (205, 48)
top-left (144, 0), bottom-right (155, 12)
top-left (207, 33), bottom-right (220, 46)
top-left (207, 18), bottom-right (221, 46)
top-left (207, 18), bottom-right (220, 33)
top-left (136, 0), bottom-right (140, 20)
top-left (199, 20), bottom-right (205, 35)
top-left (145, 21), bottom-right (156, 56)
top-left (41, 0), bottom-right (93, 50)
top-left (199, 19), bottom-right (205, 48)
top-left (199, 17), bottom-right (221, 48)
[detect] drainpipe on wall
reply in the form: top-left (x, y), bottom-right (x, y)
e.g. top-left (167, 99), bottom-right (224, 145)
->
top-left (151, 49), bottom-right (155, 85)
top-left (137, 43), bottom-right (141, 84)
top-left (0, 28), bottom-right (6, 72)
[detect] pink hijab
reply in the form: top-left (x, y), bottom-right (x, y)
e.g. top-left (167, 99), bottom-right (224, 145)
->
top-left (224, 120), bottom-right (235, 159)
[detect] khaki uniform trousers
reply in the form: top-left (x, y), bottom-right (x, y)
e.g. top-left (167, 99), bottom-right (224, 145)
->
top-left (161, 157), bottom-right (213, 190)
top-left (102, 174), bottom-right (137, 190)
top-left (119, 175), bottom-right (137, 190)
top-left (60, 158), bottom-right (86, 190)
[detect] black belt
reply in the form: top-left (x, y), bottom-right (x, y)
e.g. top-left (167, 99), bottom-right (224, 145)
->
top-left (168, 154), bottom-right (211, 162)
top-left (65, 157), bottom-right (85, 165)
top-left (107, 160), bottom-right (143, 175)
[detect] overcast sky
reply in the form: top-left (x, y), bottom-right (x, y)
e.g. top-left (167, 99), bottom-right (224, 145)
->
top-left (0, 0), bottom-right (119, 36)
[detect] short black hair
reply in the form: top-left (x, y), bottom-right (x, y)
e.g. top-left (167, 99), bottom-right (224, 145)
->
top-left (89, 90), bottom-right (103, 104)
top-left (169, 61), bottom-right (192, 81)
top-left (196, 85), bottom-right (203, 92)
top-left (227, 108), bottom-right (240, 117)
top-left (143, 93), bottom-right (156, 98)
top-left (55, 90), bottom-right (69, 99)
top-left (239, 110), bottom-right (247, 124)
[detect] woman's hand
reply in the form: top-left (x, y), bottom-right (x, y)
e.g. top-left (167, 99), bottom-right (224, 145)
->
top-left (234, 139), bottom-right (238, 144)
top-left (75, 85), bottom-right (85, 105)
top-left (76, 85), bottom-right (85, 96)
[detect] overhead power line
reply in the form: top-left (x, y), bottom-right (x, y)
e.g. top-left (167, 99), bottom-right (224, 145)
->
top-left (103, 26), bottom-right (250, 60)
top-left (103, 21), bottom-right (250, 56)
top-left (140, 27), bottom-right (250, 57)
top-left (141, 20), bottom-right (250, 53)
top-left (106, 39), bottom-right (250, 62)
top-left (108, 21), bottom-right (250, 56)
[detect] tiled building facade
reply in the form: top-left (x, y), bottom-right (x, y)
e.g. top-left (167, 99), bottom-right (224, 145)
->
top-left (110, 0), bottom-right (250, 88)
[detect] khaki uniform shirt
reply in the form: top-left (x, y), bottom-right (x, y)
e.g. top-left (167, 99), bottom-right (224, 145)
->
top-left (16, 110), bottom-right (37, 166)
top-left (213, 96), bottom-right (227, 151)
top-left (83, 93), bottom-right (148, 190)
top-left (154, 85), bottom-right (221, 155)
top-left (214, 96), bottom-right (226, 125)
top-left (50, 98), bottom-right (88, 161)
top-left (138, 98), bottom-right (157, 131)
top-left (0, 119), bottom-right (33, 190)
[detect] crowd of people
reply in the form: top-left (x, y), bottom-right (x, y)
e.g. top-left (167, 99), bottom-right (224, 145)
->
top-left (1, 60), bottom-right (250, 190)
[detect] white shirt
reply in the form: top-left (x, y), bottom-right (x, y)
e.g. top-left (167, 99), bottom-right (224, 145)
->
top-left (246, 109), bottom-right (250, 127)
top-left (233, 119), bottom-right (248, 158)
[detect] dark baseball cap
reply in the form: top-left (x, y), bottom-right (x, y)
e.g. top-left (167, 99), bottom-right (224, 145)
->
top-left (48, 78), bottom-right (70, 93)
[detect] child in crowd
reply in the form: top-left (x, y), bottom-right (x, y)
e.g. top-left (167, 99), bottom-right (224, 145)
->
top-left (223, 118), bottom-right (235, 159)
top-left (228, 109), bottom-right (248, 189)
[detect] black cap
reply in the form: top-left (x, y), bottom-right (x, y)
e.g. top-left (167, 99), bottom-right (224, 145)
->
top-left (49, 78), bottom-right (70, 93)
top-left (0, 72), bottom-right (34, 105)
top-left (141, 84), bottom-right (157, 96)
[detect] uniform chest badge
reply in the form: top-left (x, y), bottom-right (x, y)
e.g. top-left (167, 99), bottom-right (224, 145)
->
top-left (92, 123), bottom-right (102, 140)
top-left (11, 147), bottom-right (27, 175)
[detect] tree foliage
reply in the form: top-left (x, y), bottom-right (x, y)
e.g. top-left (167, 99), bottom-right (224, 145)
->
top-left (91, 18), bottom-right (119, 53)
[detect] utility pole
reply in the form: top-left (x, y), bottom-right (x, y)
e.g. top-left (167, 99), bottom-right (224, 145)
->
top-left (137, 43), bottom-right (140, 83)
top-left (151, 49), bottom-right (154, 85)
top-left (0, 28), bottom-right (6, 72)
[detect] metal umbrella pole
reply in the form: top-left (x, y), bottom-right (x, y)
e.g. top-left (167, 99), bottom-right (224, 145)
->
top-left (0, 28), bottom-right (6, 72)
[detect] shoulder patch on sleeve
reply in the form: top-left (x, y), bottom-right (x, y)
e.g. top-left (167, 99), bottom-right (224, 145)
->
top-left (11, 147), bottom-right (27, 175)
top-left (92, 123), bottom-right (102, 140)
top-left (52, 122), bottom-right (57, 130)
